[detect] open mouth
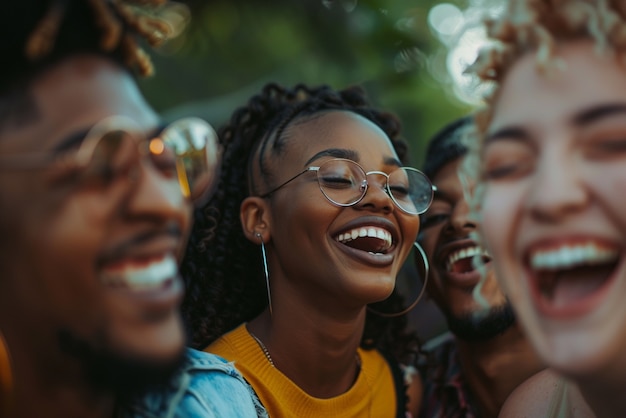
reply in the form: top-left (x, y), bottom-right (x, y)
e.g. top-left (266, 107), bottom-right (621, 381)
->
top-left (335, 226), bottom-right (393, 255)
top-left (445, 245), bottom-right (491, 273)
top-left (528, 242), bottom-right (620, 314)
top-left (100, 253), bottom-right (178, 291)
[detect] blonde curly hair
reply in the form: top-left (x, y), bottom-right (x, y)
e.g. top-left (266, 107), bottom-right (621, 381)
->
top-left (469, 0), bottom-right (626, 133)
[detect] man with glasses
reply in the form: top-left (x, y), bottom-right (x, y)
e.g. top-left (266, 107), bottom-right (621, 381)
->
top-left (0, 1), bottom-right (265, 417)
top-left (417, 117), bottom-right (543, 418)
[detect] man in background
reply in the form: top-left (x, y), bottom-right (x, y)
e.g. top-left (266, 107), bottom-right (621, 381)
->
top-left (417, 116), bottom-right (543, 418)
top-left (0, 1), bottom-right (264, 417)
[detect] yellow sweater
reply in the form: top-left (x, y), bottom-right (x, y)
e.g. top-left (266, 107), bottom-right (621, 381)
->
top-left (206, 324), bottom-right (398, 418)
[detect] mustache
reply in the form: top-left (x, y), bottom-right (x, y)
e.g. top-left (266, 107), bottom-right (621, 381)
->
top-left (100, 223), bottom-right (184, 263)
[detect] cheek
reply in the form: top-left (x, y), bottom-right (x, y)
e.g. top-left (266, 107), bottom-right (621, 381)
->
top-left (590, 163), bottom-right (626, 229)
top-left (419, 226), bottom-right (441, 261)
top-left (480, 183), bottom-right (526, 294)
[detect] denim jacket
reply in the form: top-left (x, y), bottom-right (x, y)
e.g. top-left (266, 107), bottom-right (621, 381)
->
top-left (124, 348), bottom-right (268, 418)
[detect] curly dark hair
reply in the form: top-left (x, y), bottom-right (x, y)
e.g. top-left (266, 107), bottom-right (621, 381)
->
top-left (181, 82), bottom-right (421, 364)
top-left (0, 0), bottom-right (185, 132)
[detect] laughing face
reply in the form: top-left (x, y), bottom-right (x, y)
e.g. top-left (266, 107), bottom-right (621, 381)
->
top-left (0, 56), bottom-right (191, 386)
top-left (255, 110), bottom-right (420, 311)
top-left (481, 41), bottom-right (626, 377)
top-left (420, 157), bottom-right (512, 341)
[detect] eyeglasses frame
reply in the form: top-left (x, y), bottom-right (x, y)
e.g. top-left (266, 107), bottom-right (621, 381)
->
top-left (259, 158), bottom-right (436, 215)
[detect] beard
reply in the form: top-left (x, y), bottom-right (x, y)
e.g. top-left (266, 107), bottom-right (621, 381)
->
top-left (445, 302), bottom-right (516, 342)
top-left (57, 328), bottom-right (185, 405)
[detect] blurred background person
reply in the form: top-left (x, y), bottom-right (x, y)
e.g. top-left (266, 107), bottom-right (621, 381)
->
top-left (469, 0), bottom-right (626, 416)
top-left (417, 116), bottom-right (543, 418)
top-left (0, 1), bottom-right (264, 417)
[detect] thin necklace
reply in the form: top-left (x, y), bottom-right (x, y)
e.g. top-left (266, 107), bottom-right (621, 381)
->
top-left (249, 330), bottom-right (275, 367)
top-left (248, 330), bottom-right (362, 372)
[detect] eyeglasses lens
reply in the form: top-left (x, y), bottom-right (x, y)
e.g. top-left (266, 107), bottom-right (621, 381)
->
top-left (317, 160), bottom-right (432, 214)
top-left (88, 117), bottom-right (219, 206)
top-left (317, 159), bottom-right (367, 207)
top-left (160, 118), bottom-right (220, 206)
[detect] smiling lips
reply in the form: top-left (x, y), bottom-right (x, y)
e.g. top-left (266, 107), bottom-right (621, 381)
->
top-left (527, 241), bottom-right (620, 316)
top-left (445, 245), bottom-right (490, 273)
top-left (100, 253), bottom-right (178, 291)
top-left (335, 226), bottom-right (393, 254)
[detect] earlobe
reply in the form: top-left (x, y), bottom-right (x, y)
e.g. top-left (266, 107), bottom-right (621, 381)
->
top-left (240, 196), bottom-right (271, 242)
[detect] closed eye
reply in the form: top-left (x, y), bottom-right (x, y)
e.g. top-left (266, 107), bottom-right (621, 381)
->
top-left (320, 176), bottom-right (356, 189)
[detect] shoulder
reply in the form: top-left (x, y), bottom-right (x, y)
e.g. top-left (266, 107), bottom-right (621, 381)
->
top-left (499, 369), bottom-right (562, 418)
top-left (419, 333), bottom-right (458, 384)
top-left (126, 348), bottom-right (268, 418)
top-left (403, 364), bottom-right (423, 418)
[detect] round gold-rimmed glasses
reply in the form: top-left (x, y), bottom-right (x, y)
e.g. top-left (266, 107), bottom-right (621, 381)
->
top-left (0, 116), bottom-right (220, 206)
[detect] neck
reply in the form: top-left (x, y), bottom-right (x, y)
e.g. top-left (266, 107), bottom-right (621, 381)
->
top-left (3, 328), bottom-right (116, 418)
top-left (456, 324), bottom-right (544, 418)
top-left (575, 370), bottom-right (626, 418)
top-left (248, 301), bottom-right (365, 398)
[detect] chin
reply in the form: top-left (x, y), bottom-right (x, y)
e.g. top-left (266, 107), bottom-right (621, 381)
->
top-left (58, 323), bottom-right (186, 400)
top-left (532, 324), bottom-right (626, 379)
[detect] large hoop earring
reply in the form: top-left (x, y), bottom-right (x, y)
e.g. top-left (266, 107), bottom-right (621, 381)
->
top-left (368, 242), bottom-right (429, 318)
top-left (256, 233), bottom-right (273, 316)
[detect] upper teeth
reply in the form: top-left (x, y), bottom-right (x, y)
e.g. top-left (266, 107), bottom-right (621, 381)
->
top-left (101, 254), bottom-right (178, 290)
top-left (446, 246), bottom-right (487, 272)
top-left (530, 243), bottom-right (619, 270)
top-left (336, 226), bottom-right (393, 249)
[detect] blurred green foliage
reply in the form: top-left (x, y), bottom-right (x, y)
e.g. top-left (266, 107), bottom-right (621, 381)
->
top-left (139, 0), bottom-right (474, 167)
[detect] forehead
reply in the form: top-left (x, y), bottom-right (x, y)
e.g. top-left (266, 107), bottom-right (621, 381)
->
top-left (0, 55), bottom-right (158, 153)
top-left (432, 158), bottom-right (464, 186)
top-left (490, 41), bottom-right (626, 133)
top-left (284, 110), bottom-right (398, 164)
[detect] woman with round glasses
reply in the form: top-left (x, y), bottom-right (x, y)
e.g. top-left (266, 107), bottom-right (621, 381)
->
top-left (467, 0), bottom-right (626, 416)
top-left (181, 83), bottom-right (433, 417)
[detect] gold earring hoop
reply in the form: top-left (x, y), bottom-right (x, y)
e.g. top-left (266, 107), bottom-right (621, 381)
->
top-left (367, 242), bottom-right (429, 318)
top-left (256, 232), bottom-right (273, 315)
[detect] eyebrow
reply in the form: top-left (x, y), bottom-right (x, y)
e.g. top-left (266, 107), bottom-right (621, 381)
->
top-left (383, 156), bottom-right (403, 167)
top-left (432, 186), bottom-right (451, 202)
top-left (485, 103), bottom-right (626, 147)
top-left (305, 148), bottom-right (359, 166)
top-left (484, 126), bottom-right (529, 147)
top-left (572, 103), bottom-right (626, 126)
top-left (304, 148), bottom-right (403, 168)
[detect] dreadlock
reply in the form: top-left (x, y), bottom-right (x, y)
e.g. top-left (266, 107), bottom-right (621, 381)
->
top-left (181, 82), bottom-right (420, 365)
top-left (0, 0), bottom-right (185, 130)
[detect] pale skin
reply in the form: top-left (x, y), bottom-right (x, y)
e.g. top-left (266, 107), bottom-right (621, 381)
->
top-left (241, 111), bottom-right (422, 416)
top-left (420, 158), bottom-right (543, 418)
top-left (0, 56), bottom-right (191, 418)
top-left (481, 41), bottom-right (626, 417)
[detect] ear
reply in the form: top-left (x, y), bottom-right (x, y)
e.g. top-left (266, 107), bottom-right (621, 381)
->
top-left (240, 196), bottom-right (271, 243)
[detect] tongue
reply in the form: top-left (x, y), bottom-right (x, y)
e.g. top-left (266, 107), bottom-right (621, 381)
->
top-left (549, 265), bottom-right (612, 308)
top-left (451, 258), bottom-right (474, 273)
top-left (344, 236), bottom-right (388, 253)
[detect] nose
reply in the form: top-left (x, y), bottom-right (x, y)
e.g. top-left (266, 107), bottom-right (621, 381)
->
top-left (525, 151), bottom-right (589, 222)
top-left (126, 161), bottom-right (191, 226)
top-left (444, 199), bottom-right (476, 236)
top-left (354, 171), bottom-right (394, 213)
